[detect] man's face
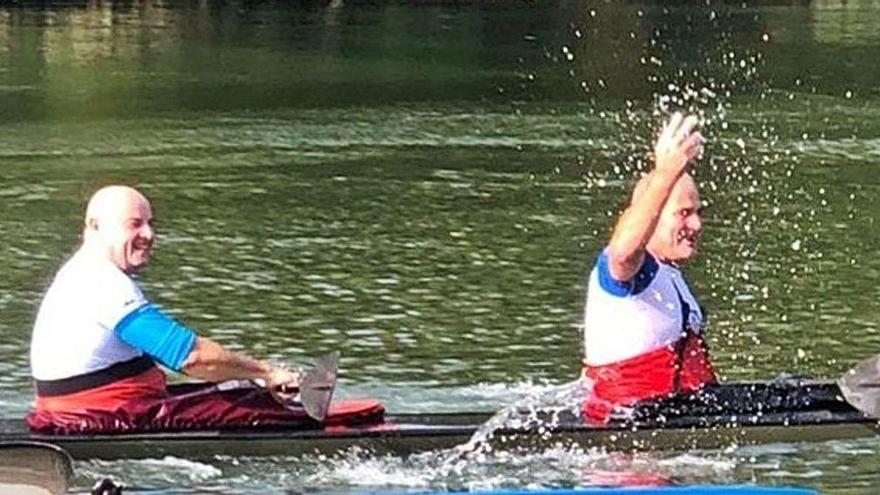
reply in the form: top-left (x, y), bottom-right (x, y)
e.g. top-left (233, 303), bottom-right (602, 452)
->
top-left (95, 194), bottom-right (155, 273)
top-left (651, 177), bottom-right (702, 264)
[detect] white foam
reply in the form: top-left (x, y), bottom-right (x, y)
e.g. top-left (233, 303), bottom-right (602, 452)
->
top-left (80, 456), bottom-right (222, 485)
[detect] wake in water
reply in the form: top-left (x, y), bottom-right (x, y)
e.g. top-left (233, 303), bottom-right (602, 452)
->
top-left (73, 380), bottom-right (737, 494)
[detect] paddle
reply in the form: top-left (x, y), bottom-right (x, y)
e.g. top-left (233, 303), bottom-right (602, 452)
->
top-left (0, 441), bottom-right (73, 495)
top-left (838, 353), bottom-right (880, 418)
top-left (272, 351), bottom-right (339, 421)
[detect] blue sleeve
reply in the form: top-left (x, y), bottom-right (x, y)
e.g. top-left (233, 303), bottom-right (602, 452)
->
top-left (114, 304), bottom-right (198, 372)
top-left (595, 250), bottom-right (658, 297)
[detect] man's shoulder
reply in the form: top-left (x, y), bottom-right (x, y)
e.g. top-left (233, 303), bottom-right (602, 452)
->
top-left (53, 252), bottom-right (144, 297)
top-left (589, 247), bottom-right (659, 297)
top-left (42, 253), bottom-right (148, 326)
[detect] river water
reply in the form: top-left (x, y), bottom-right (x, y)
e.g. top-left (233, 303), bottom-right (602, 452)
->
top-left (1, 1), bottom-right (879, 493)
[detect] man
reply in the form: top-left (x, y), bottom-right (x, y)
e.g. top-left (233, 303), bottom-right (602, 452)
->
top-left (582, 113), bottom-right (717, 423)
top-left (28, 186), bottom-right (331, 433)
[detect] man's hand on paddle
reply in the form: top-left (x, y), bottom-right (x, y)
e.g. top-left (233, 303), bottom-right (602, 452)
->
top-left (266, 366), bottom-right (301, 406)
top-left (268, 366), bottom-right (301, 391)
top-left (653, 112), bottom-right (703, 175)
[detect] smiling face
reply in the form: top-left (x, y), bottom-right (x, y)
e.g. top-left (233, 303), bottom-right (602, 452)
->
top-left (83, 186), bottom-right (155, 273)
top-left (647, 174), bottom-right (703, 264)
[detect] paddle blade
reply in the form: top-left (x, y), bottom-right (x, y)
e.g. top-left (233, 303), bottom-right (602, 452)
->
top-left (300, 352), bottom-right (338, 421)
top-left (838, 353), bottom-right (880, 418)
top-left (0, 442), bottom-right (73, 495)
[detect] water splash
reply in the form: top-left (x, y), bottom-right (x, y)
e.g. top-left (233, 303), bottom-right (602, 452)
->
top-left (438, 379), bottom-right (590, 465)
top-left (304, 380), bottom-right (598, 491)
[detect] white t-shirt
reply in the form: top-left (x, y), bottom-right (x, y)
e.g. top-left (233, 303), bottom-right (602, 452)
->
top-left (30, 251), bottom-right (148, 381)
top-left (583, 250), bottom-right (703, 367)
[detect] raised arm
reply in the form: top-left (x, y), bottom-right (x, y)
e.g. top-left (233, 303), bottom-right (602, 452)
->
top-left (606, 113), bottom-right (704, 281)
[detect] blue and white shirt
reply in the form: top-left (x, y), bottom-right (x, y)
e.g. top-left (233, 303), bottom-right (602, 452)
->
top-left (31, 251), bottom-right (197, 381)
top-left (583, 249), bottom-right (703, 367)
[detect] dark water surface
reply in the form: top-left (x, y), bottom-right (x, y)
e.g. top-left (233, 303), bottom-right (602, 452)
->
top-left (2, 1), bottom-right (880, 493)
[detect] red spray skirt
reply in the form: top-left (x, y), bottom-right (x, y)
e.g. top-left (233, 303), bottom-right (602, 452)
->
top-left (582, 333), bottom-right (717, 423)
top-left (27, 380), bottom-right (384, 435)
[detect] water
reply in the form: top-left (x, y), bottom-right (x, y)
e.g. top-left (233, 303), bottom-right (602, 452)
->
top-left (2, 0), bottom-right (880, 492)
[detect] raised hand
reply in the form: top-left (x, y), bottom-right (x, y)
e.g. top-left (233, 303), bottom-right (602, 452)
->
top-left (654, 112), bottom-right (704, 175)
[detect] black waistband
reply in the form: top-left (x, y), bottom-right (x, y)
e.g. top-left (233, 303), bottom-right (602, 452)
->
top-left (35, 355), bottom-right (157, 397)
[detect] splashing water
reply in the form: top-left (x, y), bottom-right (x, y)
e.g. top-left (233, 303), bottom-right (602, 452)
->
top-left (307, 380), bottom-right (598, 491)
top-left (440, 379), bottom-right (591, 463)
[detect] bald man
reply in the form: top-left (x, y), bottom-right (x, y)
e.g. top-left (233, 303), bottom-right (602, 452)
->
top-left (581, 113), bottom-right (717, 423)
top-left (27, 186), bottom-right (307, 434)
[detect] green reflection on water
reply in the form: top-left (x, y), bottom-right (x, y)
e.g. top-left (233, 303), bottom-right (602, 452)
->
top-left (2, 1), bottom-right (880, 491)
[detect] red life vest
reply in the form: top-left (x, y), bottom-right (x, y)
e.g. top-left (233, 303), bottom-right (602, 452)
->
top-left (582, 332), bottom-right (717, 423)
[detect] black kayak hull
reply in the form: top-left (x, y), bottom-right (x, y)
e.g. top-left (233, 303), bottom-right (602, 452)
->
top-left (2, 381), bottom-right (876, 460)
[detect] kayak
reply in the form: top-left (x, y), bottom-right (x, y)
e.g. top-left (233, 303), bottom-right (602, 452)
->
top-left (407, 488), bottom-right (818, 495)
top-left (0, 441), bottom-right (73, 495)
top-left (1, 380), bottom-right (875, 460)
top-left (402, 488), bottom-right (818, 495)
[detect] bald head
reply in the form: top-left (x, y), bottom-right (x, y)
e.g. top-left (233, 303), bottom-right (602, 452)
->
top-left (82, 185), bottom-right (155, 273)
top-left (85, 186), bottom-right (150, 229)
top-left (631, 172), bottom-right (697, 207)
